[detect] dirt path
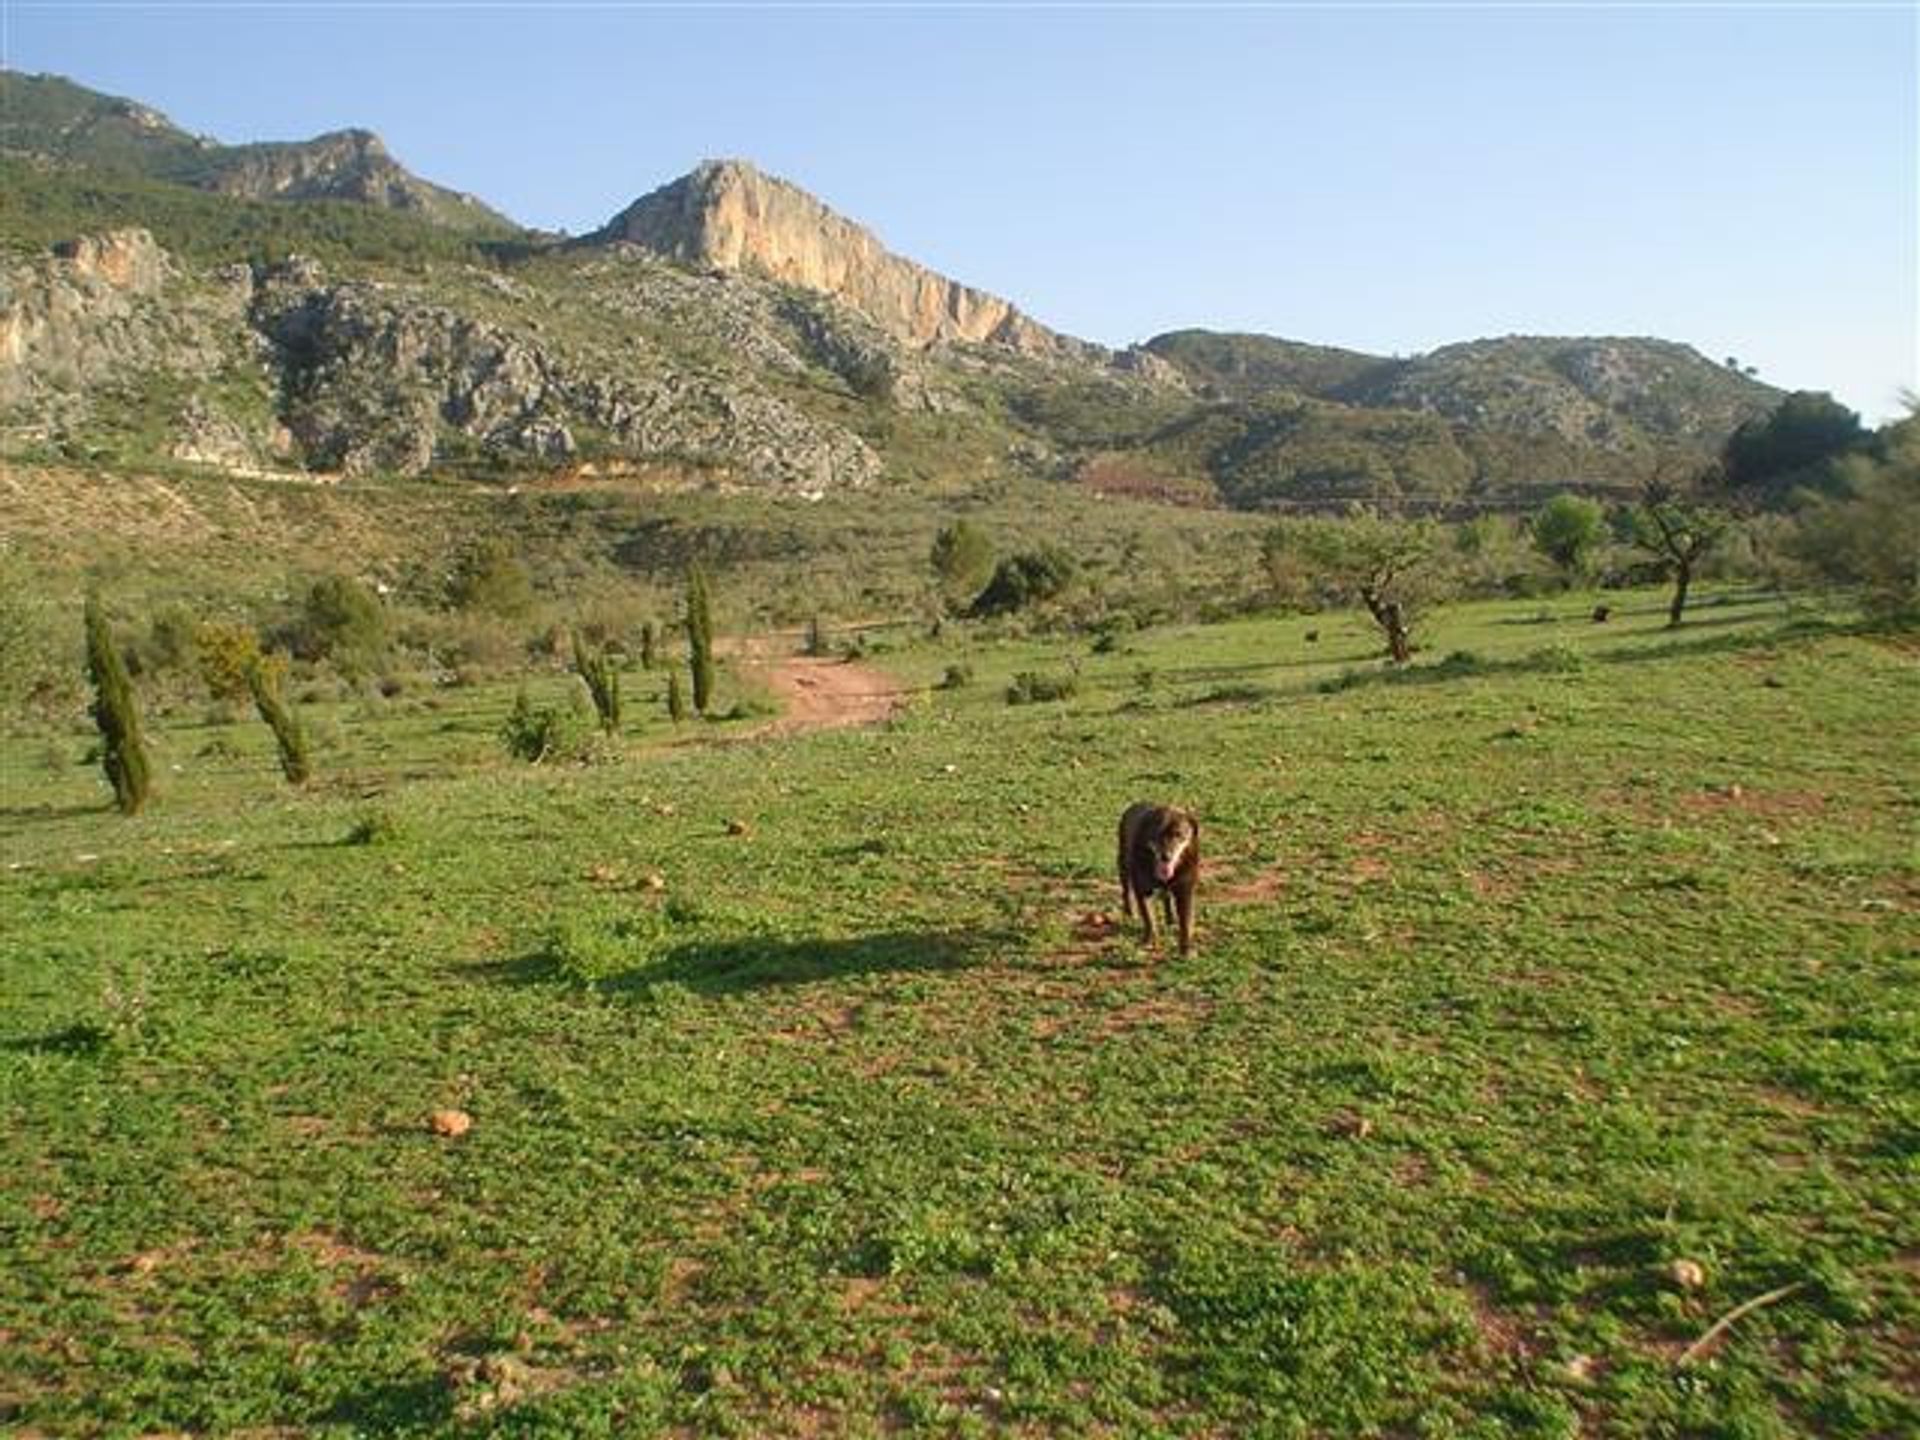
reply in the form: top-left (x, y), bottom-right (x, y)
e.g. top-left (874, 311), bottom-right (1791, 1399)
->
top-left (726, 632), bottom-right (909, 737)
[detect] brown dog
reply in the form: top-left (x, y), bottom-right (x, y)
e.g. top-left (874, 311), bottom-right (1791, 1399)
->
top-left (1118, 802), bottom-right (1200, 955)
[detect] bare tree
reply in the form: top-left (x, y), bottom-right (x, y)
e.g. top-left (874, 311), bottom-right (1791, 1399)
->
top-left (1630, 466), bottom-right (1732, 628)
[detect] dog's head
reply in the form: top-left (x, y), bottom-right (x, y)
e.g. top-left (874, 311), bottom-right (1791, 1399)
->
top-left (1150, 811), bottom-right (1196, 883)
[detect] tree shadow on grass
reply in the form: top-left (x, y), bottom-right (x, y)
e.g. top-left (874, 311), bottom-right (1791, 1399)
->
top-left (318, 1375), bottom-right (453, 1432)
top-left (481, 927), bottom-right (1010, 999)
top-left (1321, 617), bottom-right (1836, 696)
top-left (0, 1022), bottom-right (110, 1056)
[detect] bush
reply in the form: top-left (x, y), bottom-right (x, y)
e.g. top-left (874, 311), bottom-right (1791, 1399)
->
top-left (1790, 409), bottom-right (1919, 618)
top-left (970, 547), bottom-right (1077, 617)
top-left (447, 537), bottom-right (535, 617)
top-left (930, 519), bottom-right (994, 599)
top-left (288, 574), bottom-right (387, 674)
top-left (937, 662), bottom-right (973, 690)
top-left (346, 808), bottom-right (399, 846)
top-left (501, 687), bottom-right (591, 763)
top-left (194, 619), bottom-right (261, 703)
top-left (1005, 669), bottom-right (1079, 705)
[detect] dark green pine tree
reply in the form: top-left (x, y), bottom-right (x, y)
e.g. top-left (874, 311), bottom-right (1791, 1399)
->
top-left (246, 653), bottom-right (313, 784)
top-left (84, 594), bottom-right (152, 814)
top-left (686, 564), bottom-right (716, 716)
top-left (571, 629), bottom-right (621, 735)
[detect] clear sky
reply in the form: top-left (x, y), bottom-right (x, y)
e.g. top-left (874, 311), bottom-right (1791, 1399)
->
top-left (4, 2), bottom-right (1914, 420)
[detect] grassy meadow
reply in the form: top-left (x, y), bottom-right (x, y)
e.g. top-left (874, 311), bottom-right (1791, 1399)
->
top-left (3, 586), bottom-right (1916, 1437)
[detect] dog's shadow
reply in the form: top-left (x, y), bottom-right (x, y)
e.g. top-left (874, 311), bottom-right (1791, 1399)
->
top-left (487, 927), bottom-right (1010, 998)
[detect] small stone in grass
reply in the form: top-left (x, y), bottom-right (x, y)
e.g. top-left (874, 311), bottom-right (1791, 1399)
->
top-left (1669, 1258), bottom-right (1707, 1290)
top-left (430, 1109), bottom-right (472, 1138)
top-left (725, 818), bottom-right (750, 837)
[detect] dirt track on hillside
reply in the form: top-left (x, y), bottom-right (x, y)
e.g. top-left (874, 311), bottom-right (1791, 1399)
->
top-left (726, 633), bottom-right (908, 737)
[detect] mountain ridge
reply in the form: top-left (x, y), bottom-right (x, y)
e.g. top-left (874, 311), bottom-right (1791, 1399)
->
top-left (0, 70), bottom-right (1797, 508)
top-left (0, 70), bottom-right (518, 234)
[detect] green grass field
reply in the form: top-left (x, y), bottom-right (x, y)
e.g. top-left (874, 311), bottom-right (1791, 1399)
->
top-left (4, 588), bottom-right (1916, 1437)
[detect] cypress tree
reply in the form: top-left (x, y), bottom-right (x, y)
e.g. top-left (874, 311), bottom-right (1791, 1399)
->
top-left (639, 620), bottom-right (657, 671)
top-left (84, 594), bottom-right (152, 815)
top-left (666, 668), bottom-right (688, 723)
top-left (685, 564), bottom-right (716, 716)
top-left (245, 653), bottom-right (312, 784)
top-left (571, 629), bottom-right (621, 735)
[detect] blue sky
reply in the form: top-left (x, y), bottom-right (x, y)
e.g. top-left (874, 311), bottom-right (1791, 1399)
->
top-left (5, 2), bottom-right (1914, 420)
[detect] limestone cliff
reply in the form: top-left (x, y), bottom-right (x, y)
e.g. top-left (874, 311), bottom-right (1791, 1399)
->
top-left (205, 130), bottom-right (513, 232)
top-left (596, 160), bottom-right (1087, 357)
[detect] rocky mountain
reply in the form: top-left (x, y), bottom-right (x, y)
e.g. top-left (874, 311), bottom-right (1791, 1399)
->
top-left (1146, 329), bottom-right (1780, 449)
top-left (0, 70), bottom-right (516, 234)
top-left (593, 160), bottom-right (1093, 359)
top-left (0, 71), bottom-right (1799, 510)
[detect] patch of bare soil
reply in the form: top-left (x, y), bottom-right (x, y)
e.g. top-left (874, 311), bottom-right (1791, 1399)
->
top-left (758, 656), bottom-right (906, 735)
top-left (723, 631), bottom-right (908, 738)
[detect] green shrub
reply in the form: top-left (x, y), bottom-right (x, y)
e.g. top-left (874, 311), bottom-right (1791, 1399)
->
top-left (1005, 669), bottom-right (1079, 705)
top-left (501, 687), bottom-right (590, 763)
top-left (346, 808), bottom-right (399, 846)
top-left (194, 619), bottom-right (261, 703)
top-left (289, 574), bottom-right (387, 674)
top-left (971, 547), bottom-right (1077, 617)
top-left (447, 537), bottom-right (534, 617)
top-left (938, 662), bottom-right (974, 690)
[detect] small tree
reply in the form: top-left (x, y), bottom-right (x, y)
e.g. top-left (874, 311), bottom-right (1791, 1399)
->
top-left (1629, 468), bottom-right (1732, 628)
top-left (969, 547), bottom-right (1077, 617)
top-left (1722, 392), bottom-right (1870, 510)
top-left (685, 564), bottom-right (716, 715)
top-left (448, 537), bottom-right (535, 618)
top-left (1531, 493), bottom-right (1607, 581)
top-left (805, 614), bottom-right (830, 657)
top-left (1280, 513), bottom-right (1446, 663)
top-left (931, 520), bottom-right (994, 602)
top-left (194, 619), bottom-right (262, 704)
top-left (293, 574), bottom-right (387, 674)
top-left (245, 652), bottom-right (312, 785)
top-left (1791, 403), bottom-right (1920, 618)
top-left (571, 629), bottom-right (621, 735)
top-left (84, 595), bottom-right (152, 815)
top-left (639, 620), bottom-right (657, 671)
top-left (666, 668), bottom-right (688, 723)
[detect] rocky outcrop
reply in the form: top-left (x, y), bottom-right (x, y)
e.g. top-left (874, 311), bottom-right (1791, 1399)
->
top-left (1, 228), bottom-right (170, 374)
top-left (1347, 336), bottom-right (1781, 449)
top-left (204, 130), bottom-right (513, 231)
top-left (249, 259), bottom-right (879, 487)
top-left (0, 73), bottom-right (516, 234)
top-left (596, 160), bottom-right (1090, 357)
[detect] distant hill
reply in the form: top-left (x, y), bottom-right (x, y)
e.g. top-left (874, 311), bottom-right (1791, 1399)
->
top-left (0, 71), bottom-right (1798, 510)
top-left (0, 70), bottom-right (519, 235)
top-left (1143, 330), bottom-right (1394, 404)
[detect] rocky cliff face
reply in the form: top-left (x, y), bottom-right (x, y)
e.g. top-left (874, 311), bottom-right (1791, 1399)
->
top-left (204, 130), bottom-right (513, 232)
top-left (596, 160), bottom-right (1087, 357)
top-left (0, 227), bottom-right (879, 489)
top-left (0, 228), bottom-right (219, 410)
top-left (251, 257), bottom-right (879, 486)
